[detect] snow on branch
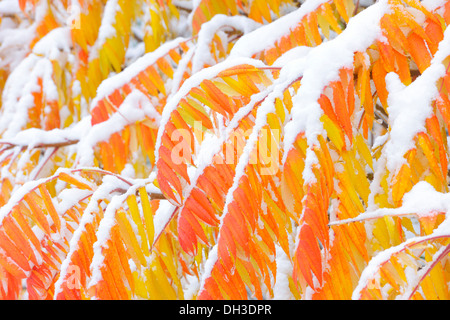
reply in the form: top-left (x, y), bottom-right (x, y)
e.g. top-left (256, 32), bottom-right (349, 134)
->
top-left (383, 25), bottom-right (450, 173)
top-left (281, 0), bottom-right (387, 181)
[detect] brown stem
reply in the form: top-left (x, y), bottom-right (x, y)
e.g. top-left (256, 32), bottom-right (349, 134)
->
top-left (174, 4), bottom-right (192, 14)
top-left (0, 139), bottom-right (79, 151)
top-left (110, 187), bottom-right (165, 200)
top-left (353, 0), bottom-right (360, 16)
top-left (147, 192), bottom-right (167, 200)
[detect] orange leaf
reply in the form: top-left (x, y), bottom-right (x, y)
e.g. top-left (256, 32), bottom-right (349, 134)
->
top-left (372, 60), bottom-right (389, 108)
top-left (295, 224), bottom-right (323, 288)
top-left (39, 185), bottom-right (61, 232)
top-left (178, 214), bottom-right (199, 255)
top-left (0, 249), bottom-right (27, 279)
top-left (24, 192), bottom-right (51, 235)
top-left (331, 80), bottom-right (353, 142)
top-left (184, 191), bottom-right (218, 226)
top-left (406, 32), bottom-right (432, 73)
top-left (58, 172), bottom-right (93, 191)
top-left (318, 94), bottom-right (339, 125)
top-left (0, 228), bottom-right (31, 274)
top-left (2, 216), bottom-right (39, 266)
top-left (157, 159), bottom-right (184, 204)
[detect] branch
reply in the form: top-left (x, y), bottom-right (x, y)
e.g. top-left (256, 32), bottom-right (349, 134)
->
top-left (172, 0), bottom-right (193, 13)
top-left (352, 234), bottom-right (450, 299)
top-left (405, 243), bottom-right (450, 299)
top-left (292, 0), bottom-right (302, 8)
top-left (0, 139), bottom-right (79, 151)
top-left (353, 0), bottom-right (360, 16)
top-left (110, 187), bottom-right (166, 200)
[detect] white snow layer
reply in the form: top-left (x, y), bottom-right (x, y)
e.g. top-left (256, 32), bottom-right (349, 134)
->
top-left (192, 14), bottom-right (261, 73)
top-left (351, 19), bottom-right (450, 300)
top-left (229, 0), bottom-right (329, 59)
top-left (384, 24), bottom-right (450, 173)
top-left (281, 0), bottom-right (388, 184)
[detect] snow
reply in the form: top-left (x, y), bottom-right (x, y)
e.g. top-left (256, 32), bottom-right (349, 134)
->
top-left (0, 86), bottom-right (162, 170)
top-left (32, 27), bottom-right (72, 60)
top-left (198, 244), bottom-right (218, 296)
top-left (55, 188), bottom-right (93, 214)
top-left (0, 167), bottom-right (91, 229)
top-left (154, 56), bottom-right (267, 165)
top-left (0, 0), bottom-right (449, 301)
top-left (281, 1), bottom-right (388, 176)
top-left (85, 180), bottom-right (144, 292)
top-left (91, 36), bottom-right (187, 111)
top-left (421, 0), bottom-right (447, 11)
top-left (125, 41), bottom-right (146, 66)
top-left (0, 0), bottom-right (52, 74)
top-left (0, 24), bottom-right (34, 71)
top-left (340, 179), bottom-right (450, 299)
top-left (152, 199), bottom-right (177, 238)
top-left (87, 173), bottom-right (173, 294)
top-left (167, 45), bottom-right (195, 99)
top-left (8, 117), bottom-right (85, 146)
top-left (0, 0), bottom-right (20, 15)
top-left (0, 26), bottom-right (74, 139)
top-left (172, 0), bottom-right (193, 11)
top-left (0, 175), bottom-right (52, 226)
top-left (372, 133), bottom-right (388, 150)
top-left (78, 90), bottom-right (160, 166)
top-left (54, 173), bottom-right (132, 299)
top-left (183, 274), bottom-right (200, 300)
top-left (229, 0), bottom-right (329, 59)
top-left (272, 46), bottom-right (312, 67)
top-left (192, 14), bottom-right (261, 73)
top-left (168, 2), bottom-right (393, 296)
top-left (330, 181), bottom-right (450, 225)
top-left (273, 245), bottom-right (295, 299)
top-left (89, 0), bottom-right (119, 60)
top-left (383, 25), bottom-right (450, 173)
top-left (351, 226), bottom-right (450, 300)
top-left (0, 55), bottom-right (47, 138)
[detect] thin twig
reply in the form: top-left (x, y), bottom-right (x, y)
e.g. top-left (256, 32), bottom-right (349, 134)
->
top-left (174, 4), bottom-right (192, 14)
top-left (353, 0), bottom-right (361, 17)
top-left (0, 139), bottom-right (79, 151)
top-left (406, 243), bottom-right (450, 299)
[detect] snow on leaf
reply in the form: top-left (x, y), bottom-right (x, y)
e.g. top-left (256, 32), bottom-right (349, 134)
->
top-left (2, 0), bottom-right (450, 301)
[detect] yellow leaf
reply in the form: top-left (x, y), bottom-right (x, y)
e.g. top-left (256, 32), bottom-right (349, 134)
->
top-left (116, 210), bottom-right (147, 266)
top-left (321, 114), bottom-right (345, 151)
top-left (355, 133), bottom-right (373, 170)
top-left (126, 194), bottom-right (149, 256)
top-left (139, 187), bottom-right (155, 247)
